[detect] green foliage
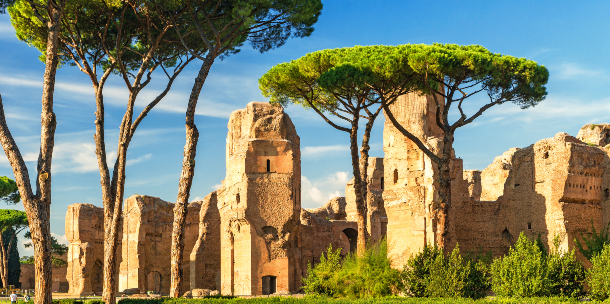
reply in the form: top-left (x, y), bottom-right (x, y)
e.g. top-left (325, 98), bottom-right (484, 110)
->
top-left (53, 300), bottom-right (83, 304)
top-left (302, 245), bottom-right (343, 296)
top-left (334, 240), bottom-right (401, 298)
top-left (587, 244), bottom-right (610, 301)
top-left (303, 240), bottom-right (401, 298)
top-left (490, 233), bottom-right (584, 298)
top-left (114, 295), bottom-right (601, 303)
top-left (402, 244), bottom-right (490, 299)
top-left (0, 176), bottom-right (19, 205)
top-left (574, 220), bottom-right (610, 261)
top-left (22, 232), bottom-right (68, 266)
top-left (260, 44), bottom-right (549, 116)
top-left (1, 228), bottom-right (20, 288)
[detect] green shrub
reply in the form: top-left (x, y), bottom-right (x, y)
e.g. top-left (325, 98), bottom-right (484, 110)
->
top-left (302, 244), bottom-right (343, 296)
top-left (491, 233), bottom-right (584, 298)
top-left (587, 243), bottom-right (610, 301)
top-left (574, 220), bottom-right (610, 261)
top-left (84, 300), bottom-right (104, 304)
top-left (334, 239), bottom-right (401, 298)
top-left (402, 244), bottom-right (489, 299)
top-left (53, 300), bottom-right (83, 304)
top-left (302, 239), bottom-right (400, 298)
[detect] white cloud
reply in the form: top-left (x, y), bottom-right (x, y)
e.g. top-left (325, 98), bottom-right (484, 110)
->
top-left (0, 22), bottom-right (16, 40)
top-left (51, 233), bottom-right (69, 246)
top-left (301, 171), bottom-right (350, 209)
top-left (552, 63), bottom-right (605, 80)
top-left (302, 145), bottom-right (350, 159)
top-left (126, 153), bottom-right (152, 166)
top-left (211, 184), bottom-right (222, 190)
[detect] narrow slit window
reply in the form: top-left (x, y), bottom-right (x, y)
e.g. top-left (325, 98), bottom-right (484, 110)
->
top-left (393, 169), bottom-right (398, 184)
top-left (380, 177), bottom-right (384, 190)
top-left (266, 159), bottom-right (271, 172)
top-left (527, 222), bottom-right (532, 230)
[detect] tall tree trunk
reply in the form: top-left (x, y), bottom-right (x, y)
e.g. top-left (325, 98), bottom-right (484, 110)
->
top-left (0, 1), bottom-right (62, 302)
top-left (0, 232), bottom-right (7, 287)
top-left (349, 117), bottom-right (368, 256)
top-left (102, 93), bottom-right (137, 304)
top-left (436, 133), bottom-right (453, 251)
top-left (170, 55), bottom-right (214, 298)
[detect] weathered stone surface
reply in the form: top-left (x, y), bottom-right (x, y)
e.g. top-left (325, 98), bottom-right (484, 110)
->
top-left (189, 192), bottom-right (221, 291)
top-left (19, 262), bottom-right (68, 292)
top-left (65, 203), bottom-right (110, 295)
top-left (305, 197), bottom-right (346, 220)
top-left (118, 195), bottom-right (201, 295)
top-left (577, 124), bottom-right (610, 147)
top-left (217, 102), bottom-right (302, 296)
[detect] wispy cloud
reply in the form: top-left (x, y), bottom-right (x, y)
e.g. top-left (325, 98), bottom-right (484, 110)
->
top-left (211, 184), bottom-right (222, 190)
top-left (302, 145), bottom-right (350, 159)
top-left (0, 22), bottom-right (16, 40)
top-left (301, 171), bottom-right (350, 209)
top-left (552, 63), bottom-right (605, 80)
top-left (126, 153), bottom-right (152, 166)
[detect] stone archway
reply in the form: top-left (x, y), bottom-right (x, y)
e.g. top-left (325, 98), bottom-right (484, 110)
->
top-left (342, 228), bottom-right (358, 253)
top-left (147, 271), bottom-right (162, 294)
top-left (92, 260), bottom-right (103, 293)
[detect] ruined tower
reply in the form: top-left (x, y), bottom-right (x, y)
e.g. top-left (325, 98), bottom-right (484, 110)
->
top-left (216, 102), bottom-right (301, 296)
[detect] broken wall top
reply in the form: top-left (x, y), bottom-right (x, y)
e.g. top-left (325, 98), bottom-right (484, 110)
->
top-left (66, 203), bottom-right (104, 243)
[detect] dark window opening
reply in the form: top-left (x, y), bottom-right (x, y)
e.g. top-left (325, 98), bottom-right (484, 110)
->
top-left (515, 184), bottom-right (520, 187)
top-left (266, 159), bottom-right (270, 172)
top-left (262, 276), bottom-right (277, 295)
top-left (527, 222), bottom-right (532, 230)
top-left (543, 151), bottom-right (549, 159)
top-left (342, 228), bottom-right (358, 253)
top-left (236, 193), bottom-right (240, 205)
top-left (380, 177), bottom-right (384, 190)
top-left (605, 188), bottom-right (609, 198)
top-left (393, 169), bottom-right (398, 184)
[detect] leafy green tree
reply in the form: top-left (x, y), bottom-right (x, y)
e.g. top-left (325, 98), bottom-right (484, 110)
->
top-left (587, 244), bottom-right (610, 301)
top-left (0, 0), bottom-right (14, 14)
top-left (574, 220), bottom-right (610, 261)
top-left (10, 1), bottom-right (203, 302)
top-left (260, 45), bottom-right (419, 254)
top-left (163, 0), bottom-right (322, 296)
top-left (381, 44), bottom-right (549, 250)
top-left (22, 232), bottom-right (68, 267)
top-left (2, 228), bottom-right (20, 288)
top-left (1, 0), bottom-right (68, 302)
top-left (0, 176), bottom-right (19, 205)
top-left (0, 209), bottom-right (28, 287)
top-left (302, 245), bottom-right (343, 297)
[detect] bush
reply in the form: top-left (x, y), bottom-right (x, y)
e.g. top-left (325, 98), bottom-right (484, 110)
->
top-left (302, 239), bottom-right (401, 298)
top-left (490, 232), bottom-right (584, 298)
top-left (302, 244), bottom-right (343, 296)
top-left (334, 239), bottom-right (401, 298)
top-left (402, 244), bottom-right (489, 299)
top-left (574, 220), bottom-right (610, 261)
top-left (587, 243), bottom-right (610, 301)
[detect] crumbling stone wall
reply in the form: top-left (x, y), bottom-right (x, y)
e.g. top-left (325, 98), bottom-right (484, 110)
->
top-left (217, 102), bottom-right (302, 296)
top-left (118, 195), bottom-right (200, 295)
top-left (345, 157), bottom-right (387, 244)
top-left (66, 204), bottom-right (111, 295)
top-left (189, 192), bottom-right (221, 291)
top-left (20, 262), bottom-right (69, 292)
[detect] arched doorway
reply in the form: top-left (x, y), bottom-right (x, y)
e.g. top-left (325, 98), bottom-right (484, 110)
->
top-left (92, 260), bottom-right (103, 293)
top-left (342, 228), bottom-right (358, 253)
top-left (147, 271), bottom-right (162, 294)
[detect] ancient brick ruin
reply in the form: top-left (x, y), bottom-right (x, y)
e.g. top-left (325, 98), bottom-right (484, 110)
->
top-left (62, 96), bottom-right (610, 296)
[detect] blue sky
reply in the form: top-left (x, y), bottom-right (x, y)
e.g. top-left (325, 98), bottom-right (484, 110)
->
top-left (2, 0), bottom-right (610, 256)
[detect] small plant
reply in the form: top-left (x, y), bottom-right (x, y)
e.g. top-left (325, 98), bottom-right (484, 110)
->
top-left (591, 124), bottom-right (597, 130)
top-left (587, 243), bottom-right (610, 301)
top-left (574, 220), bottom-right (610, 261)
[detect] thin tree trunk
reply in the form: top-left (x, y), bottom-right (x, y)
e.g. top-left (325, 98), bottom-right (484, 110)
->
top-left (349, 117), bottom-right (368, 255)
top-left (0, 232), bottom-right (7, 287)
top-left (170, 55), bottom-right (214, 298)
